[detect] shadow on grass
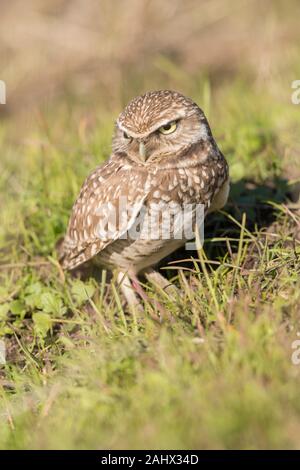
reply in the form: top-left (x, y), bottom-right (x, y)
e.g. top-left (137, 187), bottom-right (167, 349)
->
top-left (160, 176), bottom-right (291, 276)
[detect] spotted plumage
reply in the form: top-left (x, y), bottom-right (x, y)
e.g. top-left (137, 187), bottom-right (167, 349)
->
top-left (59, 90), bottom-right (229, 305)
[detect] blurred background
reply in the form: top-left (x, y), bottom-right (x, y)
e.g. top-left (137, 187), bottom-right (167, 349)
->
top-left (1, 0), bottom-right (299, 118)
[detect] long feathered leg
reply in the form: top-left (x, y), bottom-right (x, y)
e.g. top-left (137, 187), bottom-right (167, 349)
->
top-left (144, 268), bottom-right (179, 299)
top-left (117, 271), bottom-right (141, 309)
top-left (130, 273), bottom-right (173, 322)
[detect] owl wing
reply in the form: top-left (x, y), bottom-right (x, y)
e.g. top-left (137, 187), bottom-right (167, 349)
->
top-left (59, 157), bottom-right (149, 270)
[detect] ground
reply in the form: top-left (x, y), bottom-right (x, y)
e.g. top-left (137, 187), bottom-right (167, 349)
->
top-left (0, 72), bottom-right (300, 449)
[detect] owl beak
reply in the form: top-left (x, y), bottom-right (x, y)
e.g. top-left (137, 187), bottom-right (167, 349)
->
top-left (139, 141), bottom-right (147, 161)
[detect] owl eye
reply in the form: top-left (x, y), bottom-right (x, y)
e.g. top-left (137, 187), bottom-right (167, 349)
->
top-left (123, 131), bottom-right (131, 139)
top-left (158, 121), bottom-right (178, 135)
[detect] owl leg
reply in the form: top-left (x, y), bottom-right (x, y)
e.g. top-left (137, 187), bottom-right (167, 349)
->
top-left (117, 272), bottom-right (141, 309)
top-left (129, 274), bottom-right (171, 323)
top-left (144, 268), bottom-right (179, 299)
top-left (117, 272), bottom-right (161, 322)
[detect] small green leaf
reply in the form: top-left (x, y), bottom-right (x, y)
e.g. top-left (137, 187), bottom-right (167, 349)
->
top-left (40, 292), bottom-right (66, 317)
top-left (58, 335), bottom-right (75, 349)
top-left (71, 280), bottom-right (95, 306)
top-left (10, 300), bottom-right (26, 318)
top-left (24, 282), bottom-right (43, 309)
top-left (32, 312), bottom-right (52, 338)
top-left (0, 303), bottom-right (10, 321)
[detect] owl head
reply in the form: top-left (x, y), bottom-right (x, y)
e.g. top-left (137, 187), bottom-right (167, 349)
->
top-left (112, 90), bottom-right (212, 164)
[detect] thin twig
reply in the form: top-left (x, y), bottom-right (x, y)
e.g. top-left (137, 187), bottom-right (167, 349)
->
top-left (0, 261), bottom-right (51, 270)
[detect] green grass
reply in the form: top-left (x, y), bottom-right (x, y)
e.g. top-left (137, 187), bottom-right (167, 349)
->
top-left (1, 76), bottom-right (300, 449)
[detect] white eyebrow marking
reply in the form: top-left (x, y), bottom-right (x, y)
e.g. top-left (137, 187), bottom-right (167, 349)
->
top-left (116, 112), bottom-right (185, 139)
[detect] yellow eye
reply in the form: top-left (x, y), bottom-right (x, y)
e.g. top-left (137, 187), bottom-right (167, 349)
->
top-left (158, 121), bottom-right (177, 135)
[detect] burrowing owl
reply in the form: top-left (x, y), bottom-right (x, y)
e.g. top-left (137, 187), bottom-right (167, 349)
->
top-left (59, 90), bottom-right (229, 306)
